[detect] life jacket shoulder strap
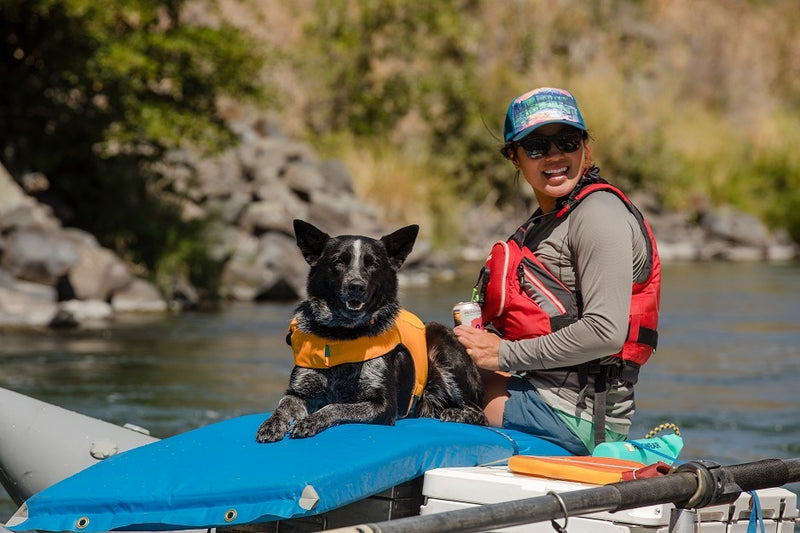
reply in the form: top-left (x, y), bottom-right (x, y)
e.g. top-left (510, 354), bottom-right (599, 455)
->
top-left (556, 182), bottom-right (659, 287)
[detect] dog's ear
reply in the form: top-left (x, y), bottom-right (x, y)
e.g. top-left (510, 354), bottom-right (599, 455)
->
top-left (381, 224), bottom-right (419, 270)
top-left (293, 219), bottom-right (330, 265)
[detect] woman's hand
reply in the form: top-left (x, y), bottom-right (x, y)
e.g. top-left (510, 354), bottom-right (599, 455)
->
top-left (453, 325), bottom-right (502, 371)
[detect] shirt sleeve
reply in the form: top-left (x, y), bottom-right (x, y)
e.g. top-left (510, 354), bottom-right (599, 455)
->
top-left (498, 192), bottom-right (635, 371)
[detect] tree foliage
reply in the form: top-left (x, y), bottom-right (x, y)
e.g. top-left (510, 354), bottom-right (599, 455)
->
top-left (0, 0), bottom-right (268, 297)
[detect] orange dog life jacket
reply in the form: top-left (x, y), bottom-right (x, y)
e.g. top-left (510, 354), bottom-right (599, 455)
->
top-left (288, 309), bottom-right (428, 417)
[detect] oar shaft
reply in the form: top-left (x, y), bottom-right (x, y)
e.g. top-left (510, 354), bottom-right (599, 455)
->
top-left (725, 458), bottom-right (797, 490)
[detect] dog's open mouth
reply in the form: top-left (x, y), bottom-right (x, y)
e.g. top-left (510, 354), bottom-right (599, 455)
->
top-left (346, 300), bottom-right (365, 311)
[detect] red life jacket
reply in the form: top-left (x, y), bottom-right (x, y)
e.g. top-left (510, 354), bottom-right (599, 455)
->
top-left (476, 181), bottom-right (661, 366)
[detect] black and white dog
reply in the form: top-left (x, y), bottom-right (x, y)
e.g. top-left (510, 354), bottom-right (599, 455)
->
top-left (255, 219), bottom-right (487, 443)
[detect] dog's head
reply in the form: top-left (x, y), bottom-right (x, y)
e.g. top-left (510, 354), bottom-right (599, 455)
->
top-left (293, 219), bottom-right (419, 329)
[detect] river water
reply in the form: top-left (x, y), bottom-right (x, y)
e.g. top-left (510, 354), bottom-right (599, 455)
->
top-left (2, 261), bottom-right (800, 523)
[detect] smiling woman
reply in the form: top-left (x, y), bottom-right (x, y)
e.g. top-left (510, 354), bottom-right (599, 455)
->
top-left (453, 87), bottom-right (662, 456)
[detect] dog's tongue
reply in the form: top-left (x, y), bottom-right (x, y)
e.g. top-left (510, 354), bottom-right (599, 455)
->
top-left (346, 300), bottom-right (365, 311)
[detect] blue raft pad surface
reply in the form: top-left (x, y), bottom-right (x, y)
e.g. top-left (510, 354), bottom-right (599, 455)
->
top-left (10, 414), bottom-right (571, 532)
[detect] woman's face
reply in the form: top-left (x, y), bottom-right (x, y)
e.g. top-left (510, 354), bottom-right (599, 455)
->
top-left (511, 123), bottom-right (586, 212)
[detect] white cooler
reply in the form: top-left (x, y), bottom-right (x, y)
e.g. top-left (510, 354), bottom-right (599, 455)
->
top-left (420, 466), bottom-right (798, 533)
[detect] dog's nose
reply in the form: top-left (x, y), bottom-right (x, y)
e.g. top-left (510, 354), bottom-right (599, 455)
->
top-left (346, 280), bottom-right (367, 296)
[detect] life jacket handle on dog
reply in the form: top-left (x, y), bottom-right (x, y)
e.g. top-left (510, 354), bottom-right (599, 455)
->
top-left (475, 176), bottom-right (661, 446)
top-left (287, 309), bottom-right (428, 418)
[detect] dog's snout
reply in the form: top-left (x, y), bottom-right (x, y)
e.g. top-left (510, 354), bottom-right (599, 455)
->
top-left (343, 278), bottom-right (368, 312)
top-left (346, 279), bottom-right (367, 296)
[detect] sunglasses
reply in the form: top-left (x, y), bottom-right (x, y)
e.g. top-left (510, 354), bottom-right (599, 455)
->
top-left (518, 129), bottom-right (585, 159)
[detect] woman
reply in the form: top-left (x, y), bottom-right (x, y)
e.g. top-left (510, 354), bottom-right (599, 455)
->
top-left (454, 87), bottom-right (661, 455)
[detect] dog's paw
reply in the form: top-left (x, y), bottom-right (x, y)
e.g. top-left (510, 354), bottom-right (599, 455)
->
top-left (439, 406), bottom-right (489, 426)
top-left (288, 417), bottom-right (327, 439)
top-left (255, 418), bottom-right (290, 443)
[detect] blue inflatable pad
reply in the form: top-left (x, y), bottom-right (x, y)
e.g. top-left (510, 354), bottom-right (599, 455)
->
top-left (10, 414), bottom-right (570, 532)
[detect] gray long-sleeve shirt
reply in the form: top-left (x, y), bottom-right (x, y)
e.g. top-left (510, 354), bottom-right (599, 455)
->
top-left (498, 190), bottom-right (651, 434)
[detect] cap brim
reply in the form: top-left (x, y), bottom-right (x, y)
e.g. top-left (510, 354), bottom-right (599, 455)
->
top-left (509, 119), bottom-right (586, 142)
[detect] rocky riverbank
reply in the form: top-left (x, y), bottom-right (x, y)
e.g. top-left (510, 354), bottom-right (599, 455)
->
top-left (1, 114), bottom-right (796, 330)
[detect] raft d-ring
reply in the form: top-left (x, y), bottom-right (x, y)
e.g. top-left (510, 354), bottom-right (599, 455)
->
top-left (76, 516), bottom-right (90, 529)
top-left (224, 509), bottom-right (237, 522)
top-left (547, 491), bottom-right (569, 532)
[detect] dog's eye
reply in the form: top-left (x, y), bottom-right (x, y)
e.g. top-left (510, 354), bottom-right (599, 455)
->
top-left (363, 254), bottom-right (377, 268)
top-left (332, 252), bottom-right (350, 269)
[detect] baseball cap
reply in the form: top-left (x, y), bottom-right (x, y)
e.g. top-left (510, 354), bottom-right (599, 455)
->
top-left (503, 87), bottom-right (586, 143)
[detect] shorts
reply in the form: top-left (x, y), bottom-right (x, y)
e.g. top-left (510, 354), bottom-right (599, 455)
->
top-left (503, 375), bottom-right (590, 456)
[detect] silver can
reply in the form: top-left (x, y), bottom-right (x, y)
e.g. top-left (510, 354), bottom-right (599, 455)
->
top-left (453, 301), bottom-right (484, 329)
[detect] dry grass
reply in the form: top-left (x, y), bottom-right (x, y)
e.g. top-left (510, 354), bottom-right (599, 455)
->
top-left (331, 135), bottom-right (464, 248)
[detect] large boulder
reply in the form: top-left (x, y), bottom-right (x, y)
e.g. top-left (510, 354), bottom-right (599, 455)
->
top-left (68, 244), bottom-right (134, 301)
top-left (1, 229), bottom-right (79, 285)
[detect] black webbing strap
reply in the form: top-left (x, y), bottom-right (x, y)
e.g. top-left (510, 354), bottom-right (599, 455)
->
top-left (576, 361), bottom-right (640, 448)
top-left (637, 326), bottom-right (659, 350)
top-left (592, 366), bottom-right (608, 448)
